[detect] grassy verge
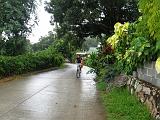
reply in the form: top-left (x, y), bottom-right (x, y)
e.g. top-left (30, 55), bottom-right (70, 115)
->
top-left (97, 81), bottom-right (107, 91)
top-left (97, 82), bottom-right (153, 120)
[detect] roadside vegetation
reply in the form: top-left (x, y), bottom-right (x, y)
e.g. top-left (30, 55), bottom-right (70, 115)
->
top-left (0, 48), bottom-right (64, 79)
top-left (97, 82), bottom-right (153, 120)
top-left (100, 88), bottom-right (153, 120)
top-left (85, 0), bottom-right (160, 119)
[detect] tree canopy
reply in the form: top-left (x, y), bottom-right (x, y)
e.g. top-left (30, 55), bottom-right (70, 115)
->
top-left (0, 0), bottom-right (36, 37)
top-left (46, 0), bottom-right (139, 38)
top-left (32, 33), bottom-right (56, 52)
top-left (0, 0), bottom-right (37, 56)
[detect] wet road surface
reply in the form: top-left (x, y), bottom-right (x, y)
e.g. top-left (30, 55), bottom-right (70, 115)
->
top-left (0, 64), bottom-right (106, 120)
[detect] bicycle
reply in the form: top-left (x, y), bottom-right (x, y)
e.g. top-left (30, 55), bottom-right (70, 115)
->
top-left (76, 64), bottom-right (81, 78)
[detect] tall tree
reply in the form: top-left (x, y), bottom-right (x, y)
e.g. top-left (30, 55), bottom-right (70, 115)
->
top-left (0, 0), bottom-right (37, 56)
top-left (46, 0), bottom-right (139, 39)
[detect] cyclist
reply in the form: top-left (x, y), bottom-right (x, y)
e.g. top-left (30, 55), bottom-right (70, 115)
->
top-left (76, 55), bottom-right (83, 72)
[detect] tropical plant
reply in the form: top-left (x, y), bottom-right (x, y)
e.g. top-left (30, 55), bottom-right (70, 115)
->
top-left (86, 51), bottom-right (117, 82)
top-left (106, 22), bottom-right (152, 74)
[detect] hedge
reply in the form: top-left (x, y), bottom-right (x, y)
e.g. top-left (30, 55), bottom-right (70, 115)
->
top-left (0, 48), bottom-right (64, 78)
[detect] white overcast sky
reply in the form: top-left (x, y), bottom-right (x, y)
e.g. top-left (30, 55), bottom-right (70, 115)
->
top-left (28, 0), bottom-right (53, 43)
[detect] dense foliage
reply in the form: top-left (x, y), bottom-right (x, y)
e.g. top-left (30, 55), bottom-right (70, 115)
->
top-left (32, 31), bottom-right (78, 63)
top-left (87, 0), bottom-right (160, 81)
top-left (87, 22), bottom-right (155, 81)
top-left (137, 0), bottom-right (160, 72)
top-left (138, 0), bottom-right (160, 49)
top-left (0, 48), bottom-right (64, 78)
top-left (32, 33), bottom-right (55, 52)
top-left (46, 0), bottom-right (139, 39)
top-left (86, 46), bottom-right (116, 82)
top-left (0, 0), bottom-right (37, 56)
top-left (107, 22), bottom-right (151, 74)
top-left (51, 37), bottom-right (77, 62)
top-left (106, 0), bottom-right (160, 75)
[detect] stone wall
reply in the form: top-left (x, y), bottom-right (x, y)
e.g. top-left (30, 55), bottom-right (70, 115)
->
top-left (137, 61), bottom-right (160, 88)
top-left (127, 76), bottom-right (160, 119)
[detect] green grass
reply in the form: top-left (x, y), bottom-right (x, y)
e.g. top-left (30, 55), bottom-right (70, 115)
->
top-left (99, 86), bottom-right (153, 120)
top-left (96, 81), bottom-right (107, 91)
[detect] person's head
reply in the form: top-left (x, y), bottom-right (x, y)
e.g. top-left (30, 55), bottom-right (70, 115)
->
top-left (77, 54), bottom-right (80, 58)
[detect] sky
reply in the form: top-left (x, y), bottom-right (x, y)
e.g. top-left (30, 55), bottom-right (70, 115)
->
top-left (28, 0), bottom-right (53, 44)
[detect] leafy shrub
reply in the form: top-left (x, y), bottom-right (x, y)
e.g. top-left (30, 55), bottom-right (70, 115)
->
top-left (85, 53), bottom-right (99, 73)
top-left (0, 48), bottom-right (64, 78)
top-left (107, 22), bottom-right (153, 75)
top-left (86, 52), bottom-right (117, 82)
top-left (138, 0), bottom-right (160, 51)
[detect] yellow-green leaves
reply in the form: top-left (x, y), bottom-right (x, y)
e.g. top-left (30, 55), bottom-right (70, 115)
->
top-left (106, 20), bottom-right (152, 75)
top-left (155, 57), bottom-right (160, 74)
top-left (138, 0), bottom-right (160, 51)
top-left (107, 22), bottom-right (129, 49)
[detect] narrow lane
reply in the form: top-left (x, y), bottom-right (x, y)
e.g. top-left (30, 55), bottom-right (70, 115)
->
top-left (0, 64), bottom-right (106, 120)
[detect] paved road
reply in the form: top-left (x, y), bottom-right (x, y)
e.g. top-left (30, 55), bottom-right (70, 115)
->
top-left (0, 64), bottom-right (106, 120)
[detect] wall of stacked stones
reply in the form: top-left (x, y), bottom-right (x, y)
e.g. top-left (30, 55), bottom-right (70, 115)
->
top-left (127, 62), bottom-right (160, 120)
top-left (127, 76), bottom-right (160, 119)
top-left (111, 61), bottom-right (160, 119)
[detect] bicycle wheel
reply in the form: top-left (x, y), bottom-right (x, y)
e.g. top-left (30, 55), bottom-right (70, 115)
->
top-left (76, 69), bottom-right (79, 78)
top-left (76, 66), bottom-right (81, 78)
